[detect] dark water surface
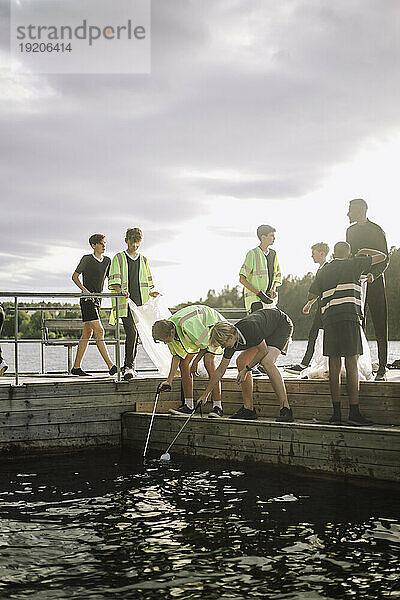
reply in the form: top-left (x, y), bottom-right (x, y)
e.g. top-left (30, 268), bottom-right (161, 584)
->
top-left (0, 449), bottom-right (399, 600)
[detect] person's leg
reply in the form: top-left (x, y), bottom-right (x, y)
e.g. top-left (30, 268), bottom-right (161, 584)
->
top-left (121, 310), bottom-right (138, 369)
top-left (301, 310), bottom-right (322, 367)
top-left (179, 354), bottom-right (196, 407)
top-left (236, 348), bottom-right (258, 409)
top-left (91, 321), bottom-right (114, 370)
top-left (366, 278), bottom-right (388, 375)
top-left (328, 356), bottom-right (342, 422)
top-left (204, 353), bottom-right (222, 404)
top-left (73, 322), bottom-right (94, 369)
top-left (0, 306), bottom-right (4, 361)
top-left (344, 355), bottom-right (359, 405)
top-left (259, 347), bottom-right (289, 409)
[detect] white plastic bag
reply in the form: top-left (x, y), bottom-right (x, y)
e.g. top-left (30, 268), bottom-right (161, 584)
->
top-left (302, 327), bottom-right (373, 381)
top-left (127, 296), bottom-right (172, 377)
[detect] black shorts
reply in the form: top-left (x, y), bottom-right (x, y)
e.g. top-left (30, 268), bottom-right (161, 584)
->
top-left (323, 321), bottom-right (363, 357)
top-left (80, 298), bottom-right (101, 323)
top-left (266, 313), bottom-right (293, 355)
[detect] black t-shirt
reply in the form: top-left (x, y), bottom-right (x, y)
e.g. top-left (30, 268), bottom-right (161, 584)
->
top-left (346, 219), bottom-right (389, 278)
top-left (309, 256), bottom-right (372, 324)
top-left (75, 255), bottom-right (111, 294)
top-left (125, 252), bottom-right (142, 306)
top-left (223, 308), bottom-right (284, 359)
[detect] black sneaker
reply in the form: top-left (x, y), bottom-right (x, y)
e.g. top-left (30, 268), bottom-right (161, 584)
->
top-left (251, 367), bottom-right (263, 377)
top-left (169, 404), bottom-right (193, 416)
top-left (375, 369), bottom-right (387, 381)
top-left (230, 406), bottom-right (257, 420)
top-left (71, 367), bottom-right (91, 376)
top-left (347, 414), bottom-right (374, 426)
top-left (208, 406), bottom-right (223, 418)
top-left (109, 365), bottom-right (117, 376)
top-left (285, 364), bottom-right (306, 374)
top-left (328, 414), bottom-right (342, 425)
top-left (276, 407), bottom-right (294, 422)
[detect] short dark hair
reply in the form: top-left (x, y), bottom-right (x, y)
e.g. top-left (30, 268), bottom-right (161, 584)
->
top-left (333, 241), bottom-right (351, 258)
top-left (126, 228), bottom-right (143, 243)
top-left (349, 198), bottom-right (368, 211)
top-left (257, 224), bottom-right (276, 240)
top-left (89, 233), bottom-right (105, 247)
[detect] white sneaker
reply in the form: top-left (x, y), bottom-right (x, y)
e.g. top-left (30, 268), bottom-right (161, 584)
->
top-left (0, 359), bottom-right (8, 376)
top-left (123, 367), bottom-right (135, 381)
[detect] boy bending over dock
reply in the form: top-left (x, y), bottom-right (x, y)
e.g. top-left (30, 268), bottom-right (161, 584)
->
top-left (308, 242), bottom-right (386, 425)
top-left (198, 308), bottom-right (294, 422)
top-left (152, 305), bottom-right (224, 418)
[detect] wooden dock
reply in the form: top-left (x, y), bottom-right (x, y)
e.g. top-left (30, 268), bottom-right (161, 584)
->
top-left (1, 371), bottom-right (400, 483)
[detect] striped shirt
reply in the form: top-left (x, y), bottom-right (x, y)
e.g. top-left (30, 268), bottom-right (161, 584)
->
top-left (309, 256), bottom-right (372, 324)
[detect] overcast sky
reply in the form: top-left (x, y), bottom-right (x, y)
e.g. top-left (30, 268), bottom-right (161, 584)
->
top-left (1, 0), bottom-right (400, 306)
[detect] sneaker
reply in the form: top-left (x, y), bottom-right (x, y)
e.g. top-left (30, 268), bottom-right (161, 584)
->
top-left (208, 406), bottom-right (223, 418)
top-left (375, 369), bottom-right (387, 381)
top-left (123, 367), bottom-right (135, 381)
top-left (108, 365), bottom-right (118, 376)
top-left (71, 367), bottom-right (91, 376)
top-left (347, 414), bottom-right (374, 426)
top-left (0, 359), bottom-right (8, 376)
top-left (276, 407), bottom-right (294, 422)
top-left (328, 414), bottom-right (342, 425)
top-left (169, 404), bottom-right (193, 416)
top-left (230, 406), bottom-right (257, 420)
top-left (284, 364), bottom-right (306, 374)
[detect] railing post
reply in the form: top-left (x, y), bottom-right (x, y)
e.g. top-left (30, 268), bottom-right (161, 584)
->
top-left (115, 296), bottom-right (121, 382)
top-left (14, 296), bottom-right (19, 386)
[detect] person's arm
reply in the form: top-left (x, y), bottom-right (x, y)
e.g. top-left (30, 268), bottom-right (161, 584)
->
top-left (303, 297), bottom-right (318, 314)
top-left (198, 357), bottom-right (230, 404)
top-left (161, 355), bottom-right (181, 389)
top-left (355, 248), bottom-right (387, 282)
top-left (109, 284), bottom-right (129, 298)
top-left (190, 349), bottom-right (208, 376)
top-left (239, 274), bottom-right (259, 295)
top-left (72, 271), bottom-right (90, 295)
top-left (236, 340), bottom-right (268, 384)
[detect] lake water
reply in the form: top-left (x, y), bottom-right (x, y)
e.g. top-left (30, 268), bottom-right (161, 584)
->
top-left (1, 341), bottom-right (399, 374)
top-left (0, 448), bottom-right (399, 600)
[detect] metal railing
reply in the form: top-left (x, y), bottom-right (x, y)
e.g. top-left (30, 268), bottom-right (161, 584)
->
top-left (0, 293), bottom-right (247, 386)
top-left (0, 292), bottom-right (125, 386)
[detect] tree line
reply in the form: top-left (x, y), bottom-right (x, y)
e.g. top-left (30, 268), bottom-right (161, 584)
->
top-left (1, 247), bottom-right (399, 340)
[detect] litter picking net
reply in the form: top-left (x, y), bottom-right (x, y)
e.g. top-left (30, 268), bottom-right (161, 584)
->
top-left (127, 297), bottom-right (172, 377)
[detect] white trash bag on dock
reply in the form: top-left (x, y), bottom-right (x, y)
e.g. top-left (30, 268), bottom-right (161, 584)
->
top-left (127, 296), bottom-right (172, 377)
top-left (302, 327), bottom-right (373, 381)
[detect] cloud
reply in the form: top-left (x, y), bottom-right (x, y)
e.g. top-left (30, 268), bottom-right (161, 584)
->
top-left (0, 0), bottom-right (399, 294)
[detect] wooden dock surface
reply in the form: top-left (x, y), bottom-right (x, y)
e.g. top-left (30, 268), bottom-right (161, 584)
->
top-left (1, 371), bottom-right (400, 484)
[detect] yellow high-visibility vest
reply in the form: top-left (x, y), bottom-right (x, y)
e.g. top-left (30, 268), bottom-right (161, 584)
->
top-left (168, 305), bottom-right (224, 359)
top-left (108, 251), bottom-right (154, 323)
top-left (240, 247), bottom-right (281, 312)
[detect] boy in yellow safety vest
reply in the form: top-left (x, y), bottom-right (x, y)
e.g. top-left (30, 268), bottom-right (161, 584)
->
top-left (152, 305), bottom-right (224, 418)
top-left (239, 224), bottom-right (281, 314)
top-left (109, 227), bottom-right (159, 380)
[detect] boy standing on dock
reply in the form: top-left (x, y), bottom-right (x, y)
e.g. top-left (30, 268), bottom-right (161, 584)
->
top-left (346, 199), bottom-right (390, 380)
top-left (308, 242), bottom-right (386, 425)
top-left (197, 308), bottom-right (294, 422)
top-left (239, 225), bottom-right (282, 313)
top-left (71, 234), bottom-right (117, 377)
top-left (286, 242), bottom-right (329, 374)
top-left (108, 228), bottom-right (158, 380)
top-left (152, 305), bottom-right (225, 418)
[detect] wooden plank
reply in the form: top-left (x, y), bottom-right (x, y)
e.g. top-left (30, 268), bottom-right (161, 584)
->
top-left (0, 404), bottom-right (136, 428)
top-left (0, 420), bottom-right (121, 443)
top-left (0, 434), bottom-right (120, 457)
